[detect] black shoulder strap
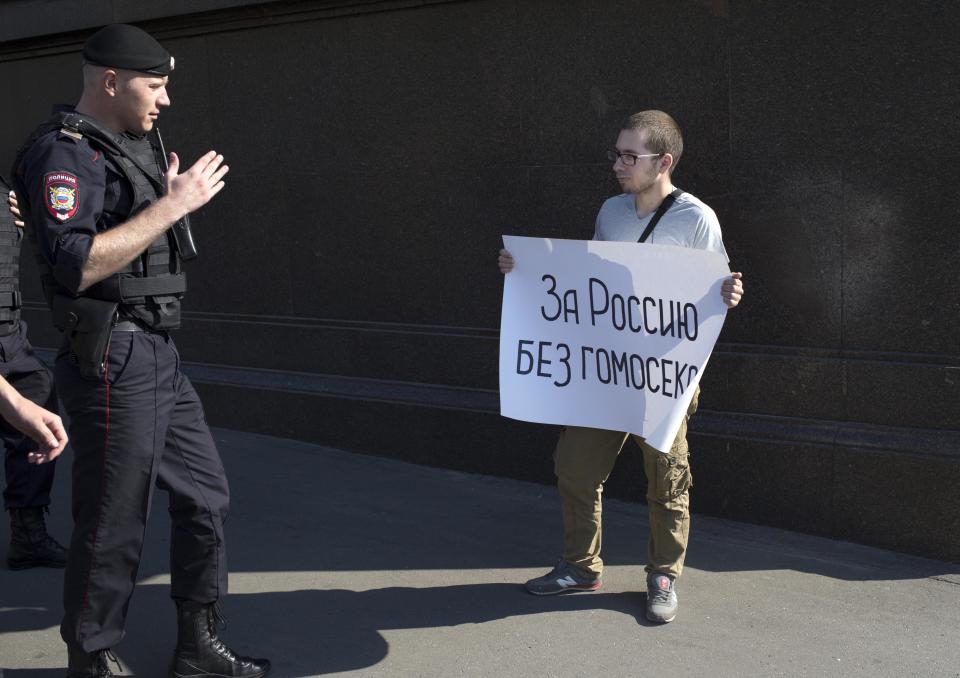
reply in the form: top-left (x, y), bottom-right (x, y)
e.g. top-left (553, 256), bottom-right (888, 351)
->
top-left (59, 113), bottom-right (165, 192)
top-left (638, 188), bottom-right (683, 243)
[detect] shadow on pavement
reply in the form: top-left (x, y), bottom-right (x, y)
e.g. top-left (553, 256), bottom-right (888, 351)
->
top-left (106, 584), bottom-right (652, 677)
top-left (1, 581), bottom-right (654, 677)
top-left (2, 429), bottom-right (958, 676)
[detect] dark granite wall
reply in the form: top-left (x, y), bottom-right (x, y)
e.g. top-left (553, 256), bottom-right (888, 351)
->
top-left (1, 0), bottom-right (957, 561)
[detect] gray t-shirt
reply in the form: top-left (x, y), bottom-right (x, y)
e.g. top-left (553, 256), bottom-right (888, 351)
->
top-left (593, 191), bottom-right (728, 260)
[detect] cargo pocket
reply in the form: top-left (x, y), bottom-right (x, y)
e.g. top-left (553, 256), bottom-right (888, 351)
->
top-left (654, 446), bottom-right (692, 502)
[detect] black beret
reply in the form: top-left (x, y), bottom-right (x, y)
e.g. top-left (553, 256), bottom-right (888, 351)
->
top-left (83, 24), bottom-right (174, 75)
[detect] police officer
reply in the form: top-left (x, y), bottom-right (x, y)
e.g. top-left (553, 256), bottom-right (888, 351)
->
top-left (12, 24), bottom-right (269, 678)
top-left (1, 179), bottom-right (67, 570)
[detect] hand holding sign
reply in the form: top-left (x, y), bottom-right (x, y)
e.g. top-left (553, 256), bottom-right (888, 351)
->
top-left (722, 272), bottom-right (744, 308)
top-left (498, 248), bottom-right (514, 274)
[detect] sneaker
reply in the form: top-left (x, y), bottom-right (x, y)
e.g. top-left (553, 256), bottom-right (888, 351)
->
top-left (524, 560), bottom-right (602, 596)
top-left (646, 572), bottom-right (678, 623)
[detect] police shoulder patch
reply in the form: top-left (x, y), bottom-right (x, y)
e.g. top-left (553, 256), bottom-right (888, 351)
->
top-left (44, 171), bottom-right (80, 222)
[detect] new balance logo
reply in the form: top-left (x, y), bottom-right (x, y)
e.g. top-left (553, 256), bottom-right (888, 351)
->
top-left (525, 563), bottom-right (603, 595)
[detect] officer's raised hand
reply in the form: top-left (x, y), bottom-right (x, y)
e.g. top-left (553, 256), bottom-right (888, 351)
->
top-left (78, 150), bottom-right (228, 290)
top-left (163, 150), bottom-right (229, 218)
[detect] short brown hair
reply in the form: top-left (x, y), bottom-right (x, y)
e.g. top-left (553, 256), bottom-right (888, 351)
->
top-left (623, 110), bottom-right (683, 174)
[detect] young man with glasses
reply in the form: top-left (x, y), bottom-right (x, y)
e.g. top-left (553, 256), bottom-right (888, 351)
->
top-left (498, 110), bottom-right (743, 623)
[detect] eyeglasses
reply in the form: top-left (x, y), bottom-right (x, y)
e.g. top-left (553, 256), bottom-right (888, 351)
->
top-left (606, 150), bottom-right (663, 166)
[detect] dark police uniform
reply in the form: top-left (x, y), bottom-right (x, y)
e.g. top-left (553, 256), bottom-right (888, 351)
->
top-left (12, 37), bottom-right (230, 657)
top-left (0, 174), bottom-right (61, 558)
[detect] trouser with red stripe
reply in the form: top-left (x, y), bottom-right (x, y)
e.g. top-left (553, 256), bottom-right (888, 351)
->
top-left (55, 330), bottom-right (229, 652)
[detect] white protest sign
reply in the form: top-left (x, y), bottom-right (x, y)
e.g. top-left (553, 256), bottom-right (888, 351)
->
top-left (499, 235), bottom-right (730, 452)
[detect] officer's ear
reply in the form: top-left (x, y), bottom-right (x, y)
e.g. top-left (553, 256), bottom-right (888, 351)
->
top-left (82, 64), bottom-right (116, 98)
top-left (103, 69), bottom-right (119, 97)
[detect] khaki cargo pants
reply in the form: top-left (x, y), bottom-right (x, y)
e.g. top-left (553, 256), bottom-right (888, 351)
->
top-left (553, 387), bottom-right (699, 581)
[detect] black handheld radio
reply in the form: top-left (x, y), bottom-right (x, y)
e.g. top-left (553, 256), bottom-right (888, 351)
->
top-left (151, 129), bottom-right (198, 260)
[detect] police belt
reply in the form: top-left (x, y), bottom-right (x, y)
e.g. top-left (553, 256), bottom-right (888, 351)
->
top-left (113, 319), bottom-right (151, 332)
top-left (86, 273), bottom-right (186, 302)
top-left (0, 291), bottom-right (22, 310)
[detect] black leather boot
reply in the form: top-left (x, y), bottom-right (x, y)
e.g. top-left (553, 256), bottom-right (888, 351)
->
top-left (65, 646), bottom-right (120, 677)
top-left (171, 600), bottom-right (270, 678)
top-left (7, 506), bottom-right (68, 569)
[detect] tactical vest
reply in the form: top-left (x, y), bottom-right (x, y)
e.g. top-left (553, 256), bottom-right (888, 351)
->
top-left (0, 175), bottom-right (23, 336)
top-left (13, 111), bottom-right (187, 331)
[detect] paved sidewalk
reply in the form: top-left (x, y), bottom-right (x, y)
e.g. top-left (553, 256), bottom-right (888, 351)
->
top-left (1, 428), bottom-right (958, 678)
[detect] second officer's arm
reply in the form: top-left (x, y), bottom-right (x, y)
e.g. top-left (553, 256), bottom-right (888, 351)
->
top-left (0, 375), bottom-right (68, 462)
